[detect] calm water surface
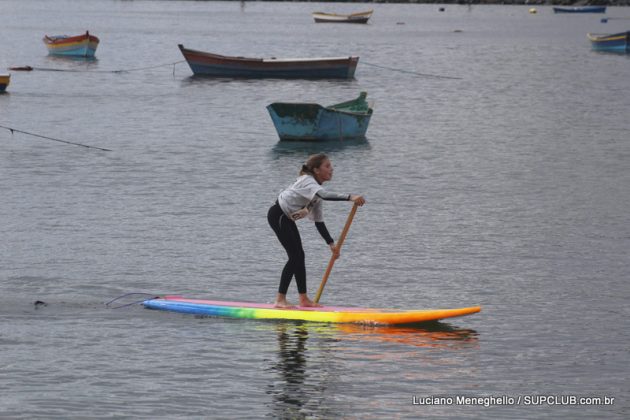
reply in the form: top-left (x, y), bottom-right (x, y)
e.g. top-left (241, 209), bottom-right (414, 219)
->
top-left (1, 1), bottom-right (629, 418)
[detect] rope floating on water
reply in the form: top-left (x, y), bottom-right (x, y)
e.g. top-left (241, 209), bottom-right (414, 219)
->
top-left (0, 125), bottom-right (112, 152)
top-left (9, 60), bottom-right (185, 74)
top-left (9, 60), bottom-right (454, 79)
top-left (105, 293), bottom-right (161, 309)
top-left (110, 60), bottom-right (185, 74)
top-left (362, 61), bottom-right (462, 80)
top-left (601, 17), bottom-right (630, 23)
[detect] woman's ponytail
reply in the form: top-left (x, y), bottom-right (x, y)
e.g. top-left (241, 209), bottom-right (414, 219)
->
top-left (299, 153), bottom-right (328, 176)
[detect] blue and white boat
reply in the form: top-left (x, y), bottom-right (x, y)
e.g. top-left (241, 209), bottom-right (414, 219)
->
top-left (267, 92), bottom-right (373, 141)
top-left (553, 6), bottom-right (606, 14)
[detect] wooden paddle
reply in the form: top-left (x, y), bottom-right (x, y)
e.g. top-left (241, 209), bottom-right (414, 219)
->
top-left (314, 203), bottom-right (359, 303)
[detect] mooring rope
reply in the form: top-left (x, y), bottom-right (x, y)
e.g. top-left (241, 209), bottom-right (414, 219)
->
top-left (10, 59), bottom-right (456, 80)
top-left (362, 61), bottom-right (462, 80)
top-left (9, 60), bottom-right (185, 74)
top-left (109, 60), bottom-right (185, 74)
top-left (0, 125), bottom-right (112, 151)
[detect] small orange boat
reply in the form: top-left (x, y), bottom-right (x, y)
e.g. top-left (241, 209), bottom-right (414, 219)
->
top-left (0, 73), bottom-right (10, 92)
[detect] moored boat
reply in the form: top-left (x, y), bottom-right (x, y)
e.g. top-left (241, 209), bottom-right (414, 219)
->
top-left (587, 31), bottom-right (630, 53)
top-left (42, 31), bottom-right (99, 57)
top-left (178, 44), bottom-right (358, 79)
top-left (553, 6), bottom-right (606, 14)
top-left (312, 10), bottom-right (373, 24)
top-left (267, 91), bottom-right (373, 141)
top-left (0, 73), bottom-right (10, 92)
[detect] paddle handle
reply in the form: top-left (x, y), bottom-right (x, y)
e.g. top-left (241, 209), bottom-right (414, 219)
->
top-left (314, 203), bottom-right (359, 303)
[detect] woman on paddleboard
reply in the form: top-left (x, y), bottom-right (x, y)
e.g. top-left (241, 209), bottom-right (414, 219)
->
top-left (268, 153), bottom-right (366, 308)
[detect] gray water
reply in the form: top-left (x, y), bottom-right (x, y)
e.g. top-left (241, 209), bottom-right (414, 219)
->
top-left (1, 1), bottom-right (629, 418)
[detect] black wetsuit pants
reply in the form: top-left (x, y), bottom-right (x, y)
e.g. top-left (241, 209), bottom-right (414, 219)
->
top-left (268, 202), bottom-right (307, 294)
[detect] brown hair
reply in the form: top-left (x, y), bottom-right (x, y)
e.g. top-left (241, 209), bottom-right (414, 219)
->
top-left (300, 153), bottom-right (329, 176)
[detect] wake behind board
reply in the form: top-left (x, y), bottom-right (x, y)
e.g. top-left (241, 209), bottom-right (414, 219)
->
top-left (143, 296), bottom-right (481, 325)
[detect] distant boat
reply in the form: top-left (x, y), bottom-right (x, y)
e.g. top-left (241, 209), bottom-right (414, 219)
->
top-left (587, 31), bottom-right (630, 53)
top-left (0, 73), bottom-right (10, 92)
top-left (42, 31), bottom-right (99, 57)
top-left (178, 44), bottom-right (358, 79)
top-left (267, 92), bottom-right (373, 141)
top-left (312, 10), bottom-right (373, 24)
top-left (553, 6), bottom-right (606, 14)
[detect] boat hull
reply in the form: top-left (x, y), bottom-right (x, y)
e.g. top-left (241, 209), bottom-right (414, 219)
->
top-left (43, 32), bottom-right (99, 57)
top-left (143, 296), bottom-right (481, 325)
top-left (267, 103), bottom-right (372, 141)
top-left (588, 32), bottom-right (630, 53)
top-left (313, 10), bottom-right (373, 24)
top-left (178, 44), bottom-right (358, 79)
top-left (0, 74), bottom-right (9, 92)
top-left (553, 6), bottom-right (606, 13)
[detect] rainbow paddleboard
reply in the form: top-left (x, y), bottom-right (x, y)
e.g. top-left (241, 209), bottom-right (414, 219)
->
top-left (143, 296), bottom-right (481, 325)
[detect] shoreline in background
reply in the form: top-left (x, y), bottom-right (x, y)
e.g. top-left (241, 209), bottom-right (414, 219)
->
top-left (232, 1), bottom-right (630, 6)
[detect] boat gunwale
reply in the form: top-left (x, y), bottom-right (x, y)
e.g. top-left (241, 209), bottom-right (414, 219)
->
top-left (587, 32), bottom-right (628, 42)
top-left (179, 44), bottom-right (357, 64)
top-left (312, 10), bottom-right (373, 19)
top-left (43, 31), bottom-right (100, 46)
top-left (266, 103), bottom-right (373, 117)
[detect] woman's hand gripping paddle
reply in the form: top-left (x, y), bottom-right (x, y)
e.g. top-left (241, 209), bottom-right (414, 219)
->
top-left (314, 203), bottom-right (359, 303)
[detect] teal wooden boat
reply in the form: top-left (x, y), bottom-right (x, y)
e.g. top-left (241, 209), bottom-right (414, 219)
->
top-left (267, 92), bottom-right (373, 141)
top-left (588, 31), bottom-right (629, 53)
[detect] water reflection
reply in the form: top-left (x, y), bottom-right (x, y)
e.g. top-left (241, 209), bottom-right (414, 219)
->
top-left (265, 320), bottom-right (478, 418)
top-left (334, 321), bottom-right (479, 349)
top-left (270, 138), bottom-right (371, 157)
top-left (591, 50), bottom-right (630, 58)
top-left (179, 75), bottom-right (257, 86)
top-left (266, 322), bottom-right (334, 419)
top-left (45, 55), bottom-right (99, 65)
top-left (269, 323), bottom-right (308, 401)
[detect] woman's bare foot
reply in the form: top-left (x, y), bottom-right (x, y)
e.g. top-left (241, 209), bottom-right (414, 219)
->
top-left (299, 294), bottom-right (322, 308)
top-left (274, 293), bottom-right (294, 308)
